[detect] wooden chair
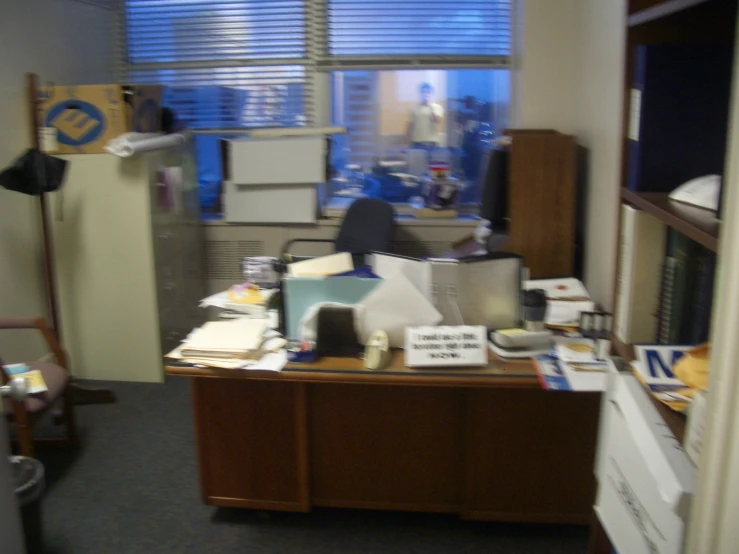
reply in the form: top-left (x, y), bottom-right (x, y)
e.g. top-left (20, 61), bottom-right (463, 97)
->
top-left (0, 317), bottom-right (77, 458)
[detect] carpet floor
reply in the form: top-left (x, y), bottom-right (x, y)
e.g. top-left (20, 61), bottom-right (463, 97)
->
top-left (30, 377), bottom-right (589, 554)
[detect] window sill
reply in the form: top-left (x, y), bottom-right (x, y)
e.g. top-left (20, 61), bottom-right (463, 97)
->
top-left (202, 215), bottom-right (480, 228)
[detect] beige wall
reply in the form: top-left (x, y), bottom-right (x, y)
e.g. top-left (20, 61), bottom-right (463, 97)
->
top-left (0, 0), bottom-right (112, 362)
top-left (572, 0), bottom-right (626, 309)
top-left (513, 0), bottom-right (579, 134)
top-left (514, 0), bottom-right (625, 307)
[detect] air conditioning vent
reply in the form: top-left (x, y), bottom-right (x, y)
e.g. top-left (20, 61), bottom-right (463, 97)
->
top-left (206, 240), bottom-right (263, 280)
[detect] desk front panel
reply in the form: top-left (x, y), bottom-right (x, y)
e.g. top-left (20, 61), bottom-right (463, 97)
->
top-left (186, 370), bottom-right (599, 522)
top-left (309, 384), bottom-right (464, 512)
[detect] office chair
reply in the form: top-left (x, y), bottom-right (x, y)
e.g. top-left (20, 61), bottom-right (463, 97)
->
top-left (280, 198), bottom-right (395, 262)
top-left (0, 318), bottom-right (77, 458)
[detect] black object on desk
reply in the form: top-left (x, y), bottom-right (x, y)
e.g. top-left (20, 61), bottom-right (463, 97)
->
top-left (315, 306), bottom-right (362, 358)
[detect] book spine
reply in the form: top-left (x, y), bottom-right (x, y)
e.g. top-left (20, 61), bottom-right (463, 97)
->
top-left (667, 230), bottom-right (696, 344)
top-left (614, 205), bottom-right (636, 342)
top-left (657, 257), bottom-right (677, 344)
top-left (626, 46), bottom-right (646, 191)
top-left (689, 254), bottom-right (716, 344)
top-left (614, 206), bottom-right (666, 344)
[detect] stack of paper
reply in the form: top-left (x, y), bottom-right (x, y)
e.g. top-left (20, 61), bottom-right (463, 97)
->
top-left (167, 320), bottom-right (287, 371)
top-left (181, 319), bottom-right (268, 360)
top-left (525, 278), bottom-right (594, 328)
top-left (166, 319), bottom-right (287, 371)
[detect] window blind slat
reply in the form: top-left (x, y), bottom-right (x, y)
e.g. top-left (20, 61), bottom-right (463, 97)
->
top-left (125, 0), bottom-right (306, 64)
top-left (130, 66), bottom-right (308, 129)
top-left (322, 0), bottom-right (512, 65)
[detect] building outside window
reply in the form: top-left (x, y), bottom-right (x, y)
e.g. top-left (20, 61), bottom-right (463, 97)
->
top-left (121, 0), bottom-right (512, 215)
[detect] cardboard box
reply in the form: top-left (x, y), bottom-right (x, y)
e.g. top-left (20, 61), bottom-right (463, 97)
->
top-left (595, 373), bottom-right (695, 554)
top-left (38, 85), bottom-right (163, 154)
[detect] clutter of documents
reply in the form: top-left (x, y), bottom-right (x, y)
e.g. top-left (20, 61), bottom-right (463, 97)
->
top-left (533, 345), bottom-right (615, 392)
top-left (168, 250), bottom-right (611, 376)
top-left (166, 319), bottom-right (287, 371)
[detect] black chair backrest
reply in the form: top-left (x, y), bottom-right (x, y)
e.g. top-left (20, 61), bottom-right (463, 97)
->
top-left (335, 198), bottom-right (395, 254)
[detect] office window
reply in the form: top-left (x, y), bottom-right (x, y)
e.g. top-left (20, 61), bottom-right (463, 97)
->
top-left (124, 0), bottom-right (310, 213)
top-left (330, 69), bottom-right (509, 204)
top-left (122, 0), bottom-right (513, 212)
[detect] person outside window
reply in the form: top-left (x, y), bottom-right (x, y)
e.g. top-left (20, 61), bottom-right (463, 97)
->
top-left (406, 82), bottom-right (444, 150)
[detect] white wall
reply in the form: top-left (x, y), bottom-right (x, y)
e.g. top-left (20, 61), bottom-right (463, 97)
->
top-left (0, 0), bottom-right (113, 362)
top-left (513, 0), bottom-right (579, 134)
top-left (572, 0), bottom-right (626, 309)
top-left (514, 0), bottom-right (624, 306)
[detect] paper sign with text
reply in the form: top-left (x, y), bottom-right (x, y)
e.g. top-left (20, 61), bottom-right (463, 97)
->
top-left (405, 325), bottom-right (487, 367)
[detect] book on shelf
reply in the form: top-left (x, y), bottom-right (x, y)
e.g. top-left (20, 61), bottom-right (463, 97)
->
top-left (656, 256), bottom-right (677, 344)
top-left (688, 252), bottom-right (716, 344)
top-left (627, 44), bottom-right (733, 194)
top-left (666, 228), bottom-right (697, 344)
top-left (654, 229), bottom-right (716, 345)
top-left (614, 205), bottom-right (666, 345)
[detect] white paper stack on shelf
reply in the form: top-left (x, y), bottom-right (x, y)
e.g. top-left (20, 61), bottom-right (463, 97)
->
top-left (525, 277), bottom-right (595, 328)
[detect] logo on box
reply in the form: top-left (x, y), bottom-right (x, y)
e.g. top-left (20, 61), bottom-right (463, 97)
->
top-left (45, 100), bottom-right (105, 146)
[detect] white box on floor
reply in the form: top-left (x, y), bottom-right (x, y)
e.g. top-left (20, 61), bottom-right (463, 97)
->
top-left (595, 373), bottom-right (695, 554)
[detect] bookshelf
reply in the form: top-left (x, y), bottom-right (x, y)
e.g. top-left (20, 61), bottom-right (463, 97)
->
top-left (592, 0), bottom-right (738, 551)
top-left (614, 0), bottom-right (736, 353)
top-left (621, 189), bottom-right (720, 251)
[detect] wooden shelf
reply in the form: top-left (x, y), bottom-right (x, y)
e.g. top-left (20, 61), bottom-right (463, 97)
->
top-left (621, 188), bottom-right (720, 251)
top-left (628, 0), bottom-right (711, 26)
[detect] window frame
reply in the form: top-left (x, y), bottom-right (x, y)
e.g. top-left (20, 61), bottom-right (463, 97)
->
top-left (117, 0), bottom-right (514, 130)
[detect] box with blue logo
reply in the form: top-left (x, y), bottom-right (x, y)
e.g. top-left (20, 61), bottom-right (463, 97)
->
top-left (37, 84), bottom-right (163, 154)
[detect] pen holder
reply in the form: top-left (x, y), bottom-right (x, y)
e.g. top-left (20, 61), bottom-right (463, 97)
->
top-left (523, 289), bottom-right (547, 332)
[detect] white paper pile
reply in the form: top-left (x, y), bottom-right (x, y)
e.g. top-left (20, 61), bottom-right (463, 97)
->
top-left (166, 320), bottom-right (287, 371)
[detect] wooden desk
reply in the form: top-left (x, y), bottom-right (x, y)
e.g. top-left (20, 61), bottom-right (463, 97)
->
top-left (167, 352), bottom-right (600, 523)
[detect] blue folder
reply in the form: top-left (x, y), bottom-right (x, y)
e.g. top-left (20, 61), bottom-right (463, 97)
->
top-left (283, 276), bottom-right (380, 339)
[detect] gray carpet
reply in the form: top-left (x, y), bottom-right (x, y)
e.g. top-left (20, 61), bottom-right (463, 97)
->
top-left (31, 377), bottom-right (589, 553)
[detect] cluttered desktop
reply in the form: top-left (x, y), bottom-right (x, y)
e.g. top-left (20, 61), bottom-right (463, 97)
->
top-left (164, 240), bottom-right (603, 523)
